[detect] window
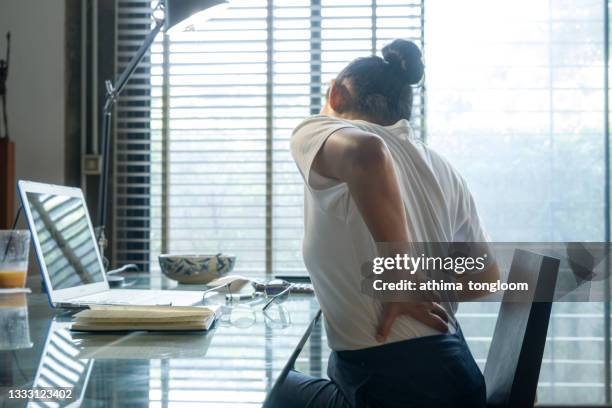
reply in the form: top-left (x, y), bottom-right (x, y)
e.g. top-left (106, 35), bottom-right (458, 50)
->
top-left (426, 0), bottom-right (606, 404)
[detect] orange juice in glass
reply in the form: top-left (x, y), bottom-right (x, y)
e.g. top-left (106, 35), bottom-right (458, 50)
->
top-left (0, 230), bottom-right (31, 289)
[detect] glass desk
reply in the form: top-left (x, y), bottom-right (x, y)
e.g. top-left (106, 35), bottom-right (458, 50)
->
top-left (0, 275), bottom-right (328, 407)
top-left (0, 275), bottom-right (608, 407)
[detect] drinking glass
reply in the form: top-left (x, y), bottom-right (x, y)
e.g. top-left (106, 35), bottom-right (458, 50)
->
top-left (0, 230), bottom-right (31, 288)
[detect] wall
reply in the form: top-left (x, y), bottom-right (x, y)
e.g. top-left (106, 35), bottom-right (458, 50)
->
top-left (0, 0), bottom-right (66, 277)
top-left (0, 0), bottom-right (66, 190)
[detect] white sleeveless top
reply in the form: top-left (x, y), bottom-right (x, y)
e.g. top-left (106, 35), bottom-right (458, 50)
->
top-left (290, 115), bottom-right (487, 351)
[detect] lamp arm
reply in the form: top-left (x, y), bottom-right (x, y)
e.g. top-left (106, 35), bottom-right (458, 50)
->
top-left (96, 17), bottom-right (165, 256)
top-left (113, 17), bottom-right (165, 99)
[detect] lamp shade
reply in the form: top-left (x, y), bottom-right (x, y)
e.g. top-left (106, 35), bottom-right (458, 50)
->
top-left (165, 0), bottom-right (228, 31)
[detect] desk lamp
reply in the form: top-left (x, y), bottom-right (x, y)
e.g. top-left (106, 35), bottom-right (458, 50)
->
top-left (96, 0), bottom-right (227, 265)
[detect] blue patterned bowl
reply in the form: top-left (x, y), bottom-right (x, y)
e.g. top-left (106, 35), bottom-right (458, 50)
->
top-left (158, 254), bottom-right (236, 284)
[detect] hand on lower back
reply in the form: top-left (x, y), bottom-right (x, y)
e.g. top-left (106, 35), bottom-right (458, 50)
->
top-left (376, 302), bottom-right (449, 343)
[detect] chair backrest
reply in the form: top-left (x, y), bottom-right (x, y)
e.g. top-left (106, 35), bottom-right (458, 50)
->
top-left (484, 249), bottom-right (560, 408)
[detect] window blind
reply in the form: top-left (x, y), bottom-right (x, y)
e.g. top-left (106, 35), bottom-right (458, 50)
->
top-left (113, 0), bottom-right (425, 275)
top-left (113, 0), bottom-right (155, 270)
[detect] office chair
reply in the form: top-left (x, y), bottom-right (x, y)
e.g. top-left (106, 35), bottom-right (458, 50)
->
top-left (484, 249), bottom-right (560, 408)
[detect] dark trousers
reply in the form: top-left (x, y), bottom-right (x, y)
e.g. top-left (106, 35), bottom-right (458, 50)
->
top-left (267, 329), bottom-right (486, 408)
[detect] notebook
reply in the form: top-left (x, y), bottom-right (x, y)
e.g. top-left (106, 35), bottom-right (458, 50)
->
top-left (71, 304), bottom-right (218, 332)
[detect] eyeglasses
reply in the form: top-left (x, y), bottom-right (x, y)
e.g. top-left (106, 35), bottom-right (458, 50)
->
top-left (202, 280), bottom-right (294, 329)
top-left (262, 301), bottom-right (291, 329)
top-left (262, 283), bottom-right (293, 312)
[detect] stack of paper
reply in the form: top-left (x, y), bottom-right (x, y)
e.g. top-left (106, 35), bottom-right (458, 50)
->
top-left (71, 304), bottom-right (217, 332)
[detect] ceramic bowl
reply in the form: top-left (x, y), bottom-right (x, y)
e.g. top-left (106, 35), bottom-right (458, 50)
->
top-left (158, 254), bottom-right (236, 284)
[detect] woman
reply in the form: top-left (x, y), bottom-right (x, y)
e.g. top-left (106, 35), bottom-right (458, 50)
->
top-left (272, 39), bottom-right (499, 408)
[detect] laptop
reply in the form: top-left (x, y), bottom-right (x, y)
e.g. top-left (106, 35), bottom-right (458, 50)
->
top-left (18, 180), bottom-right (205, 308)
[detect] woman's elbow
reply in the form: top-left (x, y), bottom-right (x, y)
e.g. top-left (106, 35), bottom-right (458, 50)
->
top-left (483, 263), bottom-right (501, 283)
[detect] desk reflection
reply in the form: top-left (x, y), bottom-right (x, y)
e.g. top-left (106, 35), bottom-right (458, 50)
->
top-left (73, 330), bottom-right (215, 360)
top-left (7, 295), bottom-right (325, 407)
top-left (0, 294), bottom-right (33, 351)
top-left (30, 321), bottom-right (93, 407)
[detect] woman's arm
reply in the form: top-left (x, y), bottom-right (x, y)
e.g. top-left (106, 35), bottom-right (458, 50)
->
top-left (313, 128), bottom-right (409, 241)
top-left (312, 128), bottom-right (449, 342)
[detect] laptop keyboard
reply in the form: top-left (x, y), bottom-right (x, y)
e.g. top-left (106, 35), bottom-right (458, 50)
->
top-left (73, 289), bottom-right (203, 307)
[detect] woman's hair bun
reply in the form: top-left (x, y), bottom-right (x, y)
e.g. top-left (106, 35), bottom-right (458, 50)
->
top-left (382, 39), bottom-right (424, 85)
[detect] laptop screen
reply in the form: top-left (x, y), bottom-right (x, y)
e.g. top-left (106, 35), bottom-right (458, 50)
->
top-left (25, 192), bottom-right (105, 291)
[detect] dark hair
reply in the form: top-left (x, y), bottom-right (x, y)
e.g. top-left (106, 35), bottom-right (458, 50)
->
top-left (334, 39), bottom-right (424, 125)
